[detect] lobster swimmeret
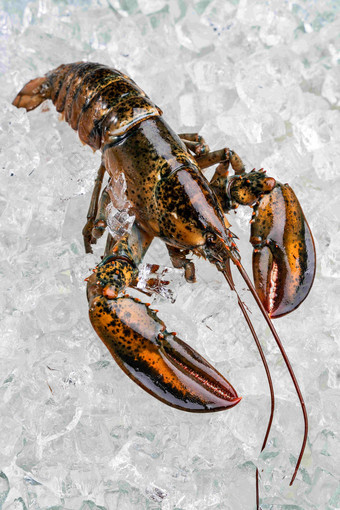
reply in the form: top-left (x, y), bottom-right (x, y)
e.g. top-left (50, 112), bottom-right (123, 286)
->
top-left (13, 62), bottom-right (316, 505)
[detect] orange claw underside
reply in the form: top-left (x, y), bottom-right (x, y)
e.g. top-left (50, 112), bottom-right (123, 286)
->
top-left (89, 295), bottom-right (241, 412)
top-left (251, 183), bottom-right (316, 318)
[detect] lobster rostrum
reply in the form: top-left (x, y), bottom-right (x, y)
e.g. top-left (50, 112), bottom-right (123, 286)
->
top-left (13, 62), bottom-right (316, 503)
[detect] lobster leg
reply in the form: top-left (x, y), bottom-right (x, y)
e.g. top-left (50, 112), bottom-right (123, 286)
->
top-left (166, 244), bottom-right (196, 283)
top-left (178, 135), bottom-right (249, 214)
top-left (82, 163), bottom-right (106, 253)
top-left (178, 133), bottom-right (210, 156)
top-left (91, 185), bottom-right (111, 242)
top-left (179, 139), bottom-right (247, 210)
top-left (87, 222), bottom-right (241, 412)
top-left (178, 132), bottom-right (245, 175)
top-left (195, 147), bottom-right (246, 174)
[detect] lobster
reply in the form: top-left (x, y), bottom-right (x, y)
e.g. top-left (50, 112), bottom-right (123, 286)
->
top-left (13, 62), bottom-right (316, 507)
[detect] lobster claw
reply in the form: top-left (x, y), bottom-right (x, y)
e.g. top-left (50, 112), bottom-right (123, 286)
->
top-left (89, 294), bottom-right (241, 412)
top-left (250, 183), bottom-right (316, 318)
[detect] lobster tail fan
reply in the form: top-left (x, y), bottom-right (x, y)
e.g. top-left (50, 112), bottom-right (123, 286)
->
top-left (12, 77), bottom-right (51, 111)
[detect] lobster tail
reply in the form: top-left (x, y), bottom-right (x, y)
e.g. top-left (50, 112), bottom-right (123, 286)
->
top-left (13, 62), bottom-right (162, 151)
top-left (12, 63), bottom-right (77, 111)
top-left (12, 76), bottom-right (51, 111)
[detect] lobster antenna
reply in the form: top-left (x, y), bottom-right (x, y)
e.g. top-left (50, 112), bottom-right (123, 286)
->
top-left (222, 260), bottom-right (274, 510)
top-left (222, 260), bottom-right (275, 449)
top-left (234, 261), bottom-right (308, 486)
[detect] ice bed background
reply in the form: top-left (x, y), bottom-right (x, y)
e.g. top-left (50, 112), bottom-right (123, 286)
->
top-left (0, 0), bottom-right (339, 509)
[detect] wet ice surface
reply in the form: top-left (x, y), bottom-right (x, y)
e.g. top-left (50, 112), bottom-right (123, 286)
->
top-left (0, 0), bottom-right (339, 509)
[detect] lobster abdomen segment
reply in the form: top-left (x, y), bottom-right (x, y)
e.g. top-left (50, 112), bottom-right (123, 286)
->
top-left (13, 62), bottom-right (162, 150)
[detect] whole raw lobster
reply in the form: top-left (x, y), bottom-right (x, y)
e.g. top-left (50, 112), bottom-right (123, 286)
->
top-left (13, 62), bottom-right (316, 507)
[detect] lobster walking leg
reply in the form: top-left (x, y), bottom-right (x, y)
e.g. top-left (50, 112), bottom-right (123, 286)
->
top-left (178, 133), bottom-right (210, 156)
top-left (166, 244), bottom-right (196, 283)
top-left (91, 185), bottom-right (111, 241)
top-left (196, 147), bottom-right (246, 174)
top-left (82, 163), bottom-right (106, 253)
top-left (87, 222), bottom-right (241, 412)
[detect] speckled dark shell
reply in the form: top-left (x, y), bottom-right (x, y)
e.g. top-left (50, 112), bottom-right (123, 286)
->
top-left (46, 62), bottom-right (162, 150)
top-left (251, 183), bottom-right (316, 317)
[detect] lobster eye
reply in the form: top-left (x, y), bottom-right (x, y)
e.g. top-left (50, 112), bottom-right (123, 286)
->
top-left (206, 232), bottom-right (217, 244)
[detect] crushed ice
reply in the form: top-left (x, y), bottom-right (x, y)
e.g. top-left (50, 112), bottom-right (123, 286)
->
top-left (0, 0), bottom-right (339, 509)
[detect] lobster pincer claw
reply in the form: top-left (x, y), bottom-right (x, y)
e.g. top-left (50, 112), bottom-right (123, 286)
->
top-left (250, 183), bottom-right (316, 318)
top-left (88, 293), bottom-right (241, 412)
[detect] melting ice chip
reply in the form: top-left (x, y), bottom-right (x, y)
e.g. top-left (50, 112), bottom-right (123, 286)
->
top-left (106, 201), bottom-right (135, 240)
top-left (105, 172), bottom-right (135, 239)
top-left (136, 263), bottom-right (184, 303)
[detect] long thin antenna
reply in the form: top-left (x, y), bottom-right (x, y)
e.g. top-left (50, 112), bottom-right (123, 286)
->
top-left (234, 261), bottom-right (308, 486)
top-left (222, 260), bottom-right (275, 510)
